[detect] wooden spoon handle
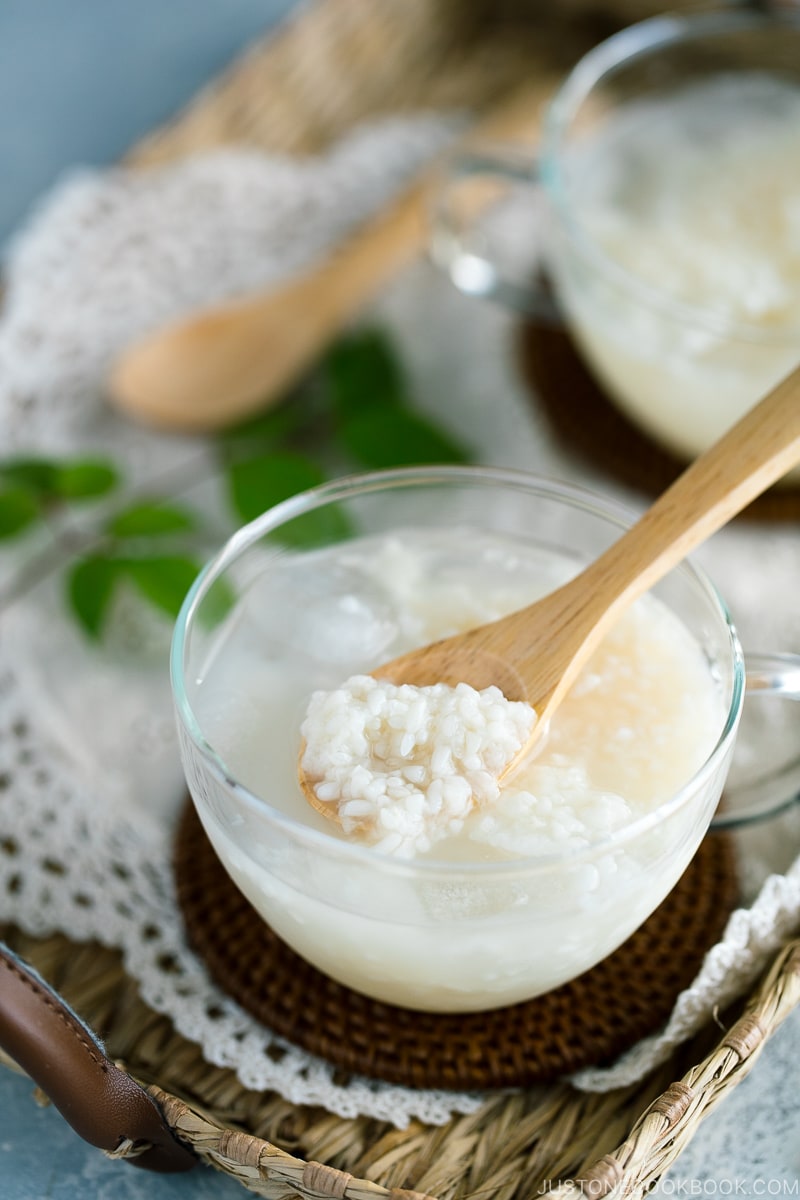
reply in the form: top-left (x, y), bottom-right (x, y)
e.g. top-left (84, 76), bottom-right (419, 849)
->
top-left (573, 367), bottom-right (800, 636)
top-left (108, 84), bottom-right (556, 432)
top-left (494, 366), bottom-right (800, 717)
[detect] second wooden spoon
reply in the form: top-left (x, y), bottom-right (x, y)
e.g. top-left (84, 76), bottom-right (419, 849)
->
top-left (106, 85), bottom-right (555, 432)
top-left (300, 365), bottom-right (800, 815)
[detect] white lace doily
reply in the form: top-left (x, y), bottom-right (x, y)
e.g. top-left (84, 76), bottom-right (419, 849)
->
top-left (1, 113), bottom-right (800, 1127)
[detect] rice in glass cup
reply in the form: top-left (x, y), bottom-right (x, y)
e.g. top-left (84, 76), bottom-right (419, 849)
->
top-left (171, 466), bottom-right (746, 1012)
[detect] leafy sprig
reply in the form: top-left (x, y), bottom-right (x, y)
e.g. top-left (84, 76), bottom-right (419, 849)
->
top-left (0, 328), bottom-right (471, 638)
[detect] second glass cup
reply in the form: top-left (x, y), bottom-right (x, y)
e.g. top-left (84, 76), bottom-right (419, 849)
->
top-left (431, 11), bottom-right (800, 468)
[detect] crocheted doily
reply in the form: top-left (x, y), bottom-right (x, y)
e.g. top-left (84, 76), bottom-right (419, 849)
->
top-left (1, 115), bottom-right (800, 1126)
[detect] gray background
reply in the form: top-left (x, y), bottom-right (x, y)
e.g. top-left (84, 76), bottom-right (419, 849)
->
top-left (0, 0), bottom-right (298, 252)
top-left (1, 2), bottom-right (798, 1195)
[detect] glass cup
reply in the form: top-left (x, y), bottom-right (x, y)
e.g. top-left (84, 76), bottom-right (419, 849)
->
top-left (171, 467), bottom-right (800, 1012)
top-left (431, 11), bottom-right (800, 467)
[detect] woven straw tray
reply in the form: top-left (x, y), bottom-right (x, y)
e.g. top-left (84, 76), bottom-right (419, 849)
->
top-left (4, 0), bottom-right (800, 1195)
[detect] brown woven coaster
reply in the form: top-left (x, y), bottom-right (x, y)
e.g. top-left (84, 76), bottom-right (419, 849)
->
top-left (517, 318), bottom-right (800, 522)
top-left (174, 799), bottom-right (739, 1091)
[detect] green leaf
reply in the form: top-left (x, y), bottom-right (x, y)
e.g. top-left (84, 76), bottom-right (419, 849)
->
top-left (226, 451), bottom-right (353, 547)
top-left (325, 329), bottom-right (407, 420)
top-left (0, 458), bottom-right (59, 495)
top-left (120, 555), bottom-right (202, 619)
top-left (66, 555), bottom-right (121, 638)
top-left (54, 460), bottom-right (119, 500)
top-left (107, 500), bottom-right (195, 539)
top-left (0, 456), bottom-right (119, 505)
top-left (340, 407), bottom-right (470, 468)
top-left (220, 397), bottom-right (308, 449)
top-left (227, 450), bottom-right (324, 524)
top-left (0, 488), bottom-right (40, 538)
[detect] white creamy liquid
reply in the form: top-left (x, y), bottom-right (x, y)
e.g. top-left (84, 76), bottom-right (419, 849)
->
top-left (188, 529), bottom-right (729, 1010)
top-left (559, 75), bottom-right (800, 464)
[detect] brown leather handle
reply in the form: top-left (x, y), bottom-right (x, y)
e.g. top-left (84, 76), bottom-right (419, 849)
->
top-left (0, 942), bottom-right (195, 1173)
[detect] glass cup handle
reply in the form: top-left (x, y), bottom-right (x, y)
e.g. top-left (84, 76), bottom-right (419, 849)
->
top-left (712, 651), bottom-right (800, 829)
top-left (429, 146), bottom-right (561, 321)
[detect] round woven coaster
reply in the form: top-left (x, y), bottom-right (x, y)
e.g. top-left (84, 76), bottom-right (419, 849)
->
top-left (517, 319), bottom-right (800, 522)
top-left (174, 800), bottom-right (739, 1091)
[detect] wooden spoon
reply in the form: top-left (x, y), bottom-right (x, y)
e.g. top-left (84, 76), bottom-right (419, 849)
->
top-left (300, 366), bottom-right (800, 818)
top-left (106, 85), bottom-right (556, 433)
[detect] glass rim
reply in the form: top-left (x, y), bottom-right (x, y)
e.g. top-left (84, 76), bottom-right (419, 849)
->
top-left (541, 9), bottom-right (800, 345)
top-left (170, 464), bottom-right (745, 880)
